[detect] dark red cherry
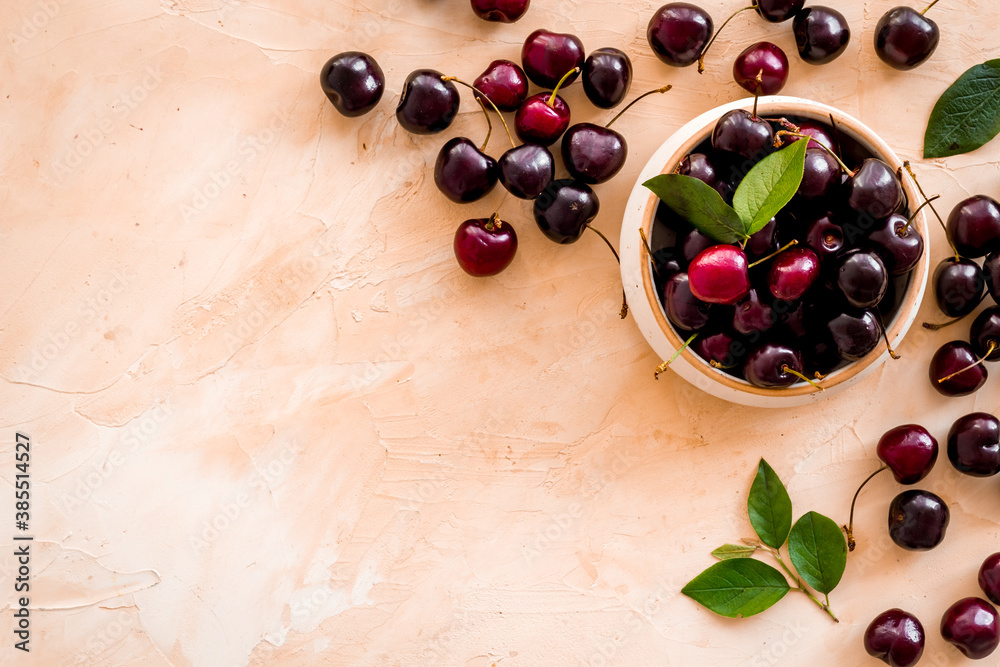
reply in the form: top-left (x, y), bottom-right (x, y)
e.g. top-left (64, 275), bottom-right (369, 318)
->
top-left (583, 48), bottom-right (632, 108)
top-left (693, 329), bottom-right (737, 365)
top-left (983, 252), bottom-right (1000, 304)
top-left (745, 219), bottom-right (778, 259)
top-left (712, 109), bottom-right (775, 161)
top-left (733, 42), bottom-right (789, 96)
top-left (561, 123), bottom-right (626, 184)
top-left (515, 93), bottom-right (571, 146)
top-left (681, 229), bottom-right (715, 263)
top-left (847, 159), bottom-right (904, 221)
top-left (888, 489), bottom-right (949, 551)
top-left (934, 258), bottom-right (985, 317)
top-left (733, 288), bottom-right (774, 335)
top-left (533, 179), bottom-right (598, 244)
top-left (647, 2), bottom-right (713, 67)
top-left (875, 7), bottom-right (939, 71)
top-left (947, 413), bottom-right (1000, 477)
top-left (768, 248), bottom-right (820, 301)
top-left (521, 29), bottom-right (584, 89)
top-left (743, 342), bottom-right (806, 388)
top-left (320, 51), bottom-right (385, 117)
top-left (868, 214), bottom-right (924, 275)
top-left (663, 272), bottom-right (713, 331)
top-left (864, 608), bottom-right (925, 667)
top-left (970, 307), bottom-right (1000, 361)
top-left (454, 217), bottom-right (518, 277)
top-left (796, 148), bottom-right (841, 199)
top-left (877, 425), bottom-right (939, 484)
top-left (940, 598), bottom-right (999, 660)
top-left (753, 0), bottom-right (804, 23)
top-left (793, 6), bottom-right (851, 65)
top-left (947, 195), bottom-right (1000, 258)
top-left (470, 0), bottom-right (529, 22)
top-left (930, 341), bottom-right (988, 397)
top-left (474, 59), bottom-right (529, 112)
top-left (396, 70), bottom-right (460, 134)
top-left (828, 309), bottom-right (881, 361)
top-left (652, 247), bottom-right (685, 283)
top-left (678, 153), bottom-right (732, 200)
top-left (498, 144), bottom-right (554, 199)
top-left (836, 250), bottom-right (888, 308)
top-left (688, 245), bottom-right (751, 304)
top-left (980, 554), bottom-right (1000, 606)
top-left (434, 138), bottom-right (498, 203)
top-left (783, 120), bottom-right (835, 151)
top-left (805, 215), bottom-right (845, 260)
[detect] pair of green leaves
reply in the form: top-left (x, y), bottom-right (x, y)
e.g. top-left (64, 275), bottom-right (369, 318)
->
top-left (681, 459), bottom-right (847, 619)
top-left (643, 139), bottom-right (809, 245)
top-left (925, 59), bottom-right (1000, 158)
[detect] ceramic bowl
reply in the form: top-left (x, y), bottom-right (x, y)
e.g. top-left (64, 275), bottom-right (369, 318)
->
top-left (619, 96), bottom-right (930, 408)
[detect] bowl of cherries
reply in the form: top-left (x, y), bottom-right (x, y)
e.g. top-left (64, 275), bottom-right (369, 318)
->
top-left (620, 96), bottom-right (931, 407)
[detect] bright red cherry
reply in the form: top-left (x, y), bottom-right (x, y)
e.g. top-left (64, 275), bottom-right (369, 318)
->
top-left (877, 425), bottom-right (938, 484)
top-left (474, 59), bottom-right (529, 112)
top-left (687, 244), bottom-right (751, 305)
top-left (768, 247), bottom-right (820, 301)
top-left (521, 29), bottom-right (584, 89)
top-left (515, 93), bottom-right (570, 146)
top-left (454, 216), bottom-right (517, 277)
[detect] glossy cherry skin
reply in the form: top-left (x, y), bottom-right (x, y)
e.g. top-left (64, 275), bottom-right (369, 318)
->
top-left (940, 597), bottom-right (1000, 660)
top-left (678, 153), bottom-right (731, 200)
top-left (521, 29), bottom-right (584, 89)
top-left (783, 120), bottom-right (835, 151)
top-left (454, 218), bottom-right (517, 276)
top-left (663, 272), bottom-right (713, 331)
top-left (583, 48), bottom-right (632, 108)
top-left (652, 247), bottom-right (684, 283)
top-left (837, 250), bottom-right (888, 308)
top-left (864, 608), bottom-right (925, 667)
top-left (396, 70), bottom-right (460, 134)
top-left (693, 329), bottom-right (737, 365)
top-left (984, 252), bottom-right (1000, 304)
top-left (868, 214), bottom-right (924, 275)
top-left (320, 52), bottom-right (384, 117)
top-left (877, 425), bottom-right (939, 484)
top-left (796, 149), bottom-right (840, 200)
top-left (681, 229), bottom-right (715, 263)
top-left (733, 42), bottom-right (789, 96)
top-left (934, 258), bottom-right (985, 317)
top-left (733, 289), bottom-right (775, 335)
top-left (498, 144), bottom-right (554, 200)
top-left (533, 179), bottom-right (598, 244)
top-left (980, 554), bottom-right (1000, 606)
top-left (930, 341), bottom-right (989, 397)
top-left (828, 309), bottom-right (881, 361)
top-left (434, 138), bottom-right (498, 203)
top-left (712, 109), bottom-right (774, 161)
top-left (947, 413), bottom-right (1000, 477)
top-left (647, 2), bottom-right (713, 67)
top-left (848, 159), bottom-right (903, 220)
top-left (769, 248), bottom-right (820, 301)
top-left (793, 6), bottom-right (851, 65)
top-left (474, 59), bottom-right (529, 112)
top-left (688, 245), bottom-right (751, 304)
top-left (470, 0), bottom-right (529, 23)
top-left (947, 195), bottom-right (1000, 258)
top-left (805, 215), bottom-right (845, 260)
top-left (753, 0), bottom-right (804, 23)
top-left (971, 307), bottom-right (1000, 361)
top-left (743, 342), bottom-right (806, 388)
top-left (875, 7), bottom-right (939, 71)
top-left (745, 219), bottom-right (778, 259)
top-left (515, 93), bottom-right (570, 146)
top-left (888, 489), bottom-right (949, 551)
top-left (561, 123), bottom-right (626, 184)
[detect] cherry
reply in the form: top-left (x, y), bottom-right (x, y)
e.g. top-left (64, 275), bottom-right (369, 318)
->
top-left (663, 272), bottom-right (713, 331)
top-left (836, 250), bottom-right (888, 308)
top-left (828, 309), bottom-right (881, 361)
top-left (796, 149), bottom-right (841, 200)
top-left (583, 48), bottom-right (632, 108)
top-left (753, 0), bottom-right (804, 23)
top-left (533, 179), bottom-right (599, 244)
top-left (847, 159), bottom-right (904, 221)
top-left (743, 342), bottom-right (807, 388)
top-left (804, 215), bottom-right (845, 260)
top-left (470, 0), bottom-right (529, 22)
top-left (712, 109), bottom-right (775, 161)
top-left (434, 138), bottom-right (498, 203)
top-left (647, 3), bottom-right (713, 67)
top-left (320, 52), bottom-right (385, 117)
top-left (983, 252), bottom-right (1000, 304)
top-left (933, 258), bottom-right (985, 317)
top-left (783, 120), bottom-right (835, 151)
top-left (678, 153), bottom-right (732, 200)
top-left (864, 609), bottom-right (925, 667)
top-left (681, 229), bottom-right (716, 263)
top-left (474, 59), bottom-right (529, 112)
top-left (688, 245), bottom-right (751, 304)
top-left (947, 413), bottom-right (1000, 477)
top-left (515, 68), bottom-right (577, 146)
top-left (693, 329), bottom-right (737, 366)
top-left (877, 425), bottom-right (939, 484)
top-left (652, 247), bottom-right (684, 283)
top-left (498, 144), bottom-right (554, 199)
top-left (768, 247), bottom-right (820, 301)
top-left (970, 307), bottom-right (1000, 360)
top-left (929, 341), bottom-right (988, 397)
top-left (875, 6), bottom-right (940, 71)
top-left (980, 554), bottom-right (1000, 606)
top-left (745, 218), bottom-right (778, 259)
top-left (733, 42), bottom-right (789, 96)
top-left (947, 195), bottom-right (1000, 258)
top-left (396, 70), bottom-right (460, 134)
top-left (793, 6), bottom-right (851, 65)
top-left (454, 215), bottom-right (518, 277)
top-left (940, 597), bottom-right (999, 660)
top-left (868, 214), bottom-right (924, 275)
top-left (888, 489), bottom-right (949, 551)
top-left (733, 288), bottom-right (775, 335)
top-left (521, 29), bottom-right (585, 89)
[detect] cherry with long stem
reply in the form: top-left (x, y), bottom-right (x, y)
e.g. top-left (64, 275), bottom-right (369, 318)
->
top-left (900, 194), bottom-right (940, 234)
top-left (655, 333), bottom-right (698, 378)
top-left (442, 76), bottom-right (516, 148)
top-left (903, 160), bottom-right (959, 260)
top-left (873, 308), bottom-right (901, 360)
top-left (697, 6), bottom-right (756, 73)
top-left (842, 465), bottom-right (889, 551)
top-left (936, 341), bottom-right (998, 384)
top-left (605, 85), bottom-right (672, 128)
top-left (782, 364), bottom-right (824, 390)
top-left (922, 0), bottom-right (940, 15)
top-left (549, 67), bottom-right (579, 107)
top-left (922, 292), bottom-right (989, 330)
top-left (586, 225), bottom-right (628, 319)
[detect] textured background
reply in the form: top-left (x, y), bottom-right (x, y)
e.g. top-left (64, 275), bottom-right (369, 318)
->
top-left (1, 0), bottom-right (999, 664)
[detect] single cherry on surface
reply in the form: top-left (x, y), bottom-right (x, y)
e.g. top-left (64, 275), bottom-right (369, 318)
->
top-left (498, 144), bottom-right (554, 200)
top-left (434, 137), bottom-right (498, 203)
top-left (646, 2), bottom-right (713, 67)
top-left (733, 41), bottom-right (789, 95)
top-left (470, 0), bottom-right (530, 22)
top-left (947, 412), bottom-right (1000, 477)
top-left (864, 608), bottom-right (925, 667)
top-left (970, 306), bottom-right (1000, 360)
top-left (688, 244), bottom-right (751, 304)
top-left (533, 179), bottom-right (599, 244)
top-left (320, 51), bottom-right (385, 117)
top-left (875, 5), bottom-right (940, 71)
top-left (878, 424), bottom-right (939, 484)
top-left (396, 69), bottom-right (460, 134)
top-left (753, 0), bottom-right (804, 23)
top-left (930, 341), bottom-right (989, 397)
top-left (940, 597), bottom-right (1000, 660)
top-left (947, 195), bottom-right (1000, 258)
top-left (980, 553), bottom-right (1000, 606)
top-left (583, 47), bottom-right (632, 108)
top-left (793, 6), bottom-right (851, 65)
top-left (521, 28), bottom-right (585, 88)
top-left (712, 109), bottom-right (775, 160)
top-left (888, 489), bottom-right (949, 551)
top-left (474, 59), bottom-right (529, 112)
top-left (768, 247), bottom-right (820, 301)
top-left (933, 258), bottom-right (985, 318)
top-left (868, 214), bottom-right (924, 275)
top-left (454, 215), bottom-right (518, 277)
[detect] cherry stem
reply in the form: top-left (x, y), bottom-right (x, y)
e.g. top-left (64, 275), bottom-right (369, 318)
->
top-left (605, 85), bottom-right (672, 129)
top-left (638, 227), bottom-right (660, 277)
top-left (655, 333), bottom-right (698, 379)
top-left (903, 161), bottom-right (959, 260)
top-left (586, 226), bottom-right (628, 319)
top-left (781, 364), bottom-right (824, 390)
top-left (922, 293), bottom-right (989, 329)
top-left (547, 67), bottom-right (580, 108)
top-left (762, 117), bottom-right (800, 132)
top-left (484, 212), bottom-right (501, 233)
top-left (842, 465), bottom-right (888, 552)
top-left (775, 131), bottom-right (854, 175)
top-left (921, 0), bottom-right (940, 15)
top-left (937, 341), bottom-right (997, 384)
top-left (697, 5), bottom-right (756, 74)
top-left (709, 359), bottom-right (738, 370)
top-left (901, 194), bottom-right (940, 234)
top-left (873, 308), bottom-right (900, 360)
top-left (442, 76), bottom-right (515, 148)
top-left (752, 70), bottom-right (763, 118)
top-left (475, 97), bottom-right (493, 152)
top-left (748, 239), bottom-right (798, 268)
top-left (742, 540), bottom-right (840, 622)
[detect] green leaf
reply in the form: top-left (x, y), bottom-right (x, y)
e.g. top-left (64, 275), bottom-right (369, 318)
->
top-left (682, 558), bottom-right (790, 618)
top-left (787, 511), bottom-right (847, 595)
top-left (747, 459), bottom-right (792, 550)
top-left (925, 59), bottom-right (1000, 158)
top-left (732, 139), bottom-right (809, 236)
top-left (643, 174), bottom-right (747, 244)
top-left (711, 544), bottom-right (758, 560)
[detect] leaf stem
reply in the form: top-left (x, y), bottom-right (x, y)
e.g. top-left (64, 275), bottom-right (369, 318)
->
top-left (921, 0), bottom-right (940, 15)
top-left (749, 541), bottom-right (840, 622)
top-left (903, 160), bottom-right (959, 260)
top-left (442, 76), bottom-right (515, 148)
top-left (775, 130), bottom-right (853, 175)
top-left (842, 465), bottom-right (887, 552)
top-left (606, 85), bottom-right (672, 129)
top-left (697, 6), bottom-right (755, 74)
